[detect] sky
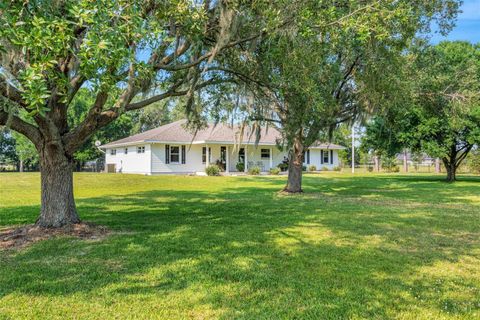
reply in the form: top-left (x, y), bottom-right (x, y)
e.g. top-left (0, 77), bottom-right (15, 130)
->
top-left (430, 0), bottom-right (480, 43)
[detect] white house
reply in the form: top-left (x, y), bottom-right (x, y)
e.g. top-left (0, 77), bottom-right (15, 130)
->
top-left (101, 120), bottom-right (346, 175)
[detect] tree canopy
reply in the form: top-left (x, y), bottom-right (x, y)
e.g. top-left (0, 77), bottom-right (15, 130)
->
top-left (219, 0), bottom-right (460, 192)
top-left (362, 41), bottom-right (480, 181)
top-left (0, 0), bottom-right (283, 227)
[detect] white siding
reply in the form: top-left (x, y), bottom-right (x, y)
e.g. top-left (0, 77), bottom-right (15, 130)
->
top-left (105, 144), bottom-right (151, 174)
top-left (305, 149), bottom-right (340, 170)
top-left (106, 143), bottom-right (343, 174)
top-left (151, 143), bottom-right (206, 173)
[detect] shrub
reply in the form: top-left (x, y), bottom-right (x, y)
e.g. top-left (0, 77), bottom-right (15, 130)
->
top-left (321, 166), bottom-right (329, 171)
top-left (205, 165), bottom-right (220, 176)
top-left (333, 166), bottom-right (341, 172)
top-left (390, 165), bottom-right (400, 173)
top-left (382, 156), bottom-right (400, 173)
top-left (302, 165), bottom-right (307, 171)
top-left (269, 167), bottom-right (280, 175)
top-left (236, 162), bottom-right (245, 172)
top-left (277, 163), bottom-right (288, 171)
top-left (308, 165), bottom-right (317, 172)
top-left (248, 166), bottom-right (261, 175)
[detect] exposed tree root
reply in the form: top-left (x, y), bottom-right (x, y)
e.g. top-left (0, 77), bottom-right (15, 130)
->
top-left (0, 222), bottom-right (109, 250)
top-left (279, 188), bottom-right (304, 195)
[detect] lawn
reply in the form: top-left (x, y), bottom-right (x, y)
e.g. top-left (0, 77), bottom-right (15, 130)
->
top-left (0, 172), bottom-right (479, 319)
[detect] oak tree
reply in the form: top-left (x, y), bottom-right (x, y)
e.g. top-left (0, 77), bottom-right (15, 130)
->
top-left (234, 0), bottom-right (459, 192)
top-left (0, 0), bottom-right (278, 227)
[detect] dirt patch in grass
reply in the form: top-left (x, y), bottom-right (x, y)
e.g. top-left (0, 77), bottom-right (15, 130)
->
top-left (0, 223), bottom-right (109, 250)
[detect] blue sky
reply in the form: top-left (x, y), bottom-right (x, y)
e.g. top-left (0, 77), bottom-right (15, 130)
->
top-left (430, 0), bottom-right (480, 43)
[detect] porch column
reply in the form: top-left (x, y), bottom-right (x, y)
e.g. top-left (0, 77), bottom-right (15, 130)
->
top-left (244, 145), bottom-right (248, 172)
top-left (269, 147), bottom-right (273, 169)
top-left (206, 144), bottom-right (210, 167)
top-left (226, 146), bottom-right (230, 173)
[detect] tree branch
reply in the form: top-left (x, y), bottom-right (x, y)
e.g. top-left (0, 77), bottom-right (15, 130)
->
top-left (455, 145), bottom-right (473, 168)
top-left (156, 33), bottom-right (263, 71)
top-left (126, 78), bottom-right (234, 111)
top-left (62, 91), bottom-right (109, 155)
top-left (334, 56), bottom-right (359, 100)
top-left (0, 79), bottom-right (26, 108)
top-left (0, 110), bottom-right (41, 144)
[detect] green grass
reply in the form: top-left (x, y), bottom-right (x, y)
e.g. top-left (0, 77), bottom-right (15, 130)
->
top-left (0, 172), bottom-right (479, 319)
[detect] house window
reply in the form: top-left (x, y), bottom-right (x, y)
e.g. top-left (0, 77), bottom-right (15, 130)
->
top-left (261, 148), bottom-right (270, 159)
top-left (110, 149), bottom-right (116, 156)
top-left (170, 146), bottom-right (180, 163)
top-left (303, 150), bottom-right (310, 164)
top-left (202, 147), bottom-right (212, 164)
top-left (323, 150), bottom-right (329, 164)
top-left (238, 148), bottom-right (245, 163)
top-left (124, 148), bottom-right (128, 154)
top-left (137, 146), bottom-right (145, 154)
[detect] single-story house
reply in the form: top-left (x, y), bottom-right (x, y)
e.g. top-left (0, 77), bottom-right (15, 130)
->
top-left (101, 120), bottom-right (346, 175)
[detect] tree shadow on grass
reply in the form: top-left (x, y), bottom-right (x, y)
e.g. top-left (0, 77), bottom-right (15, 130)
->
top-left (0, 175), bottom-right (479, 318)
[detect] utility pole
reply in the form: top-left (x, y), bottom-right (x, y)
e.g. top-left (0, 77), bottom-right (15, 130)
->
top-left (351, 124), bottom-right (355, 174)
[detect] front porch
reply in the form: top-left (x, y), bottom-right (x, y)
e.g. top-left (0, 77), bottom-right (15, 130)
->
top-left (202, 143), bottom-right (282, 173)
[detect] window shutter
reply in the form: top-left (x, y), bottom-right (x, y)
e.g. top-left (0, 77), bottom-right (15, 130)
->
top-left (181, 145), bottom-right (186, 164)
top-left (321, 150), bottom-right (324, 164)
top-left (330, 150), bottom-right (333, 164)
top-left (165, 145), bottom-right (170, 164)
top-left (307, 150), bottom-right (310, 164)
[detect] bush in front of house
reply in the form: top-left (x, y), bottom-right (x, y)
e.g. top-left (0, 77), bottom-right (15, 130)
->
top-left (248, 166), bottom-right (261, 175)
top-left (206, 165), bottom-right (220, 176)
top-left (308, 165), bottom-right (317, 172)
top-left (236, 162), bottom-right (245, 172)
top-left (277, 163), bottom-right (288, 172)
top-left (333, 166), bottom-right (341, 171)
top-left (302, 165), bottom-right (307, 171)
top-left (269, 167), bottom-right (280, 175)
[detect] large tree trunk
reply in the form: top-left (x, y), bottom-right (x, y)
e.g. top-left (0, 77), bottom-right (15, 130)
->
top-left (442, 143), bottom-right (474, 183)
top-left (445, 161), bottom-right (456, 182)
top-left (284, 136), bottom-right (304, 193)
top-left (443, 157), bottom-right (457, 183)
top-left (19, 159), bottom-right (24, 172)
top-left (37, 147), bottom-right (80, 227)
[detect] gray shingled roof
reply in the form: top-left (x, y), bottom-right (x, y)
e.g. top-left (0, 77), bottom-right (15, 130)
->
top-left (101, 119), bottom-right (346, 149)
